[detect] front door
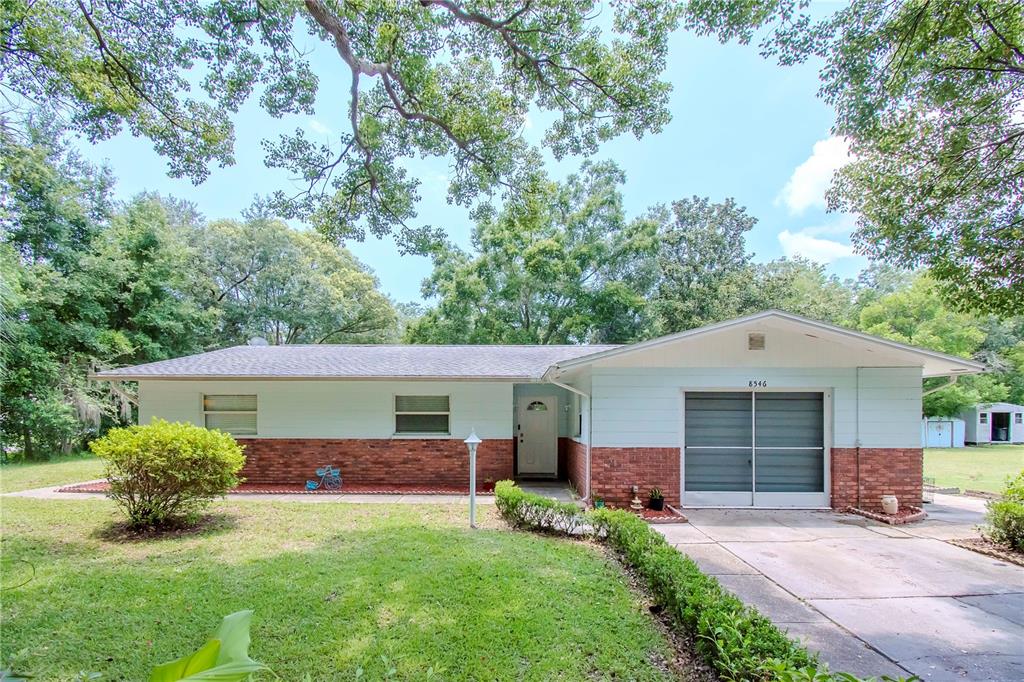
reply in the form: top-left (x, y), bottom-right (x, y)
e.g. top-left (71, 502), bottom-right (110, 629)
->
top-left (517, 395), bottom-right (558, 476)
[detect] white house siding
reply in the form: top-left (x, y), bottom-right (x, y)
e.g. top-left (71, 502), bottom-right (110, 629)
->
top-left (589, 366), bottom-right (923, 449)
top-left (138, 380), bottom-right (513, 440)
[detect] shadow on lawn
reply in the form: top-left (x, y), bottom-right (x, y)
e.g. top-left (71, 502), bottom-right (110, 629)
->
top-left (92, 512), bottom-right (239, 543)
top-left (1, 522), bottom-right (674, 682)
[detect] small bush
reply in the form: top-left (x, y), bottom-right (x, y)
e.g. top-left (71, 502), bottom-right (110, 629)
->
top-left (493, 480), bottom-right (588, 534)
top-left (89, 419), bottom-right (245, 528)
top-left (985, 470), bottom-right (1024, 551)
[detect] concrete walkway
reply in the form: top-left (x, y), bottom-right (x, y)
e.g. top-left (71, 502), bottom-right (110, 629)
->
top-left (657, 495), bottom-right (1024, 681)
top-left (4, 480), bottom-right (575, 505)
top-left (3, 481), bottom-right (498, 505)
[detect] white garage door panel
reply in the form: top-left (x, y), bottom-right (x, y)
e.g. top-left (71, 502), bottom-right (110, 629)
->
top-left (683, 391), bottom-right (828, 508)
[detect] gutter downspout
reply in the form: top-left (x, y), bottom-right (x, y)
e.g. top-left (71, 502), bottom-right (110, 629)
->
top-left (855, 367), bottom-right (862, 510)
top-left (544, 367), bottom-right (592, 501)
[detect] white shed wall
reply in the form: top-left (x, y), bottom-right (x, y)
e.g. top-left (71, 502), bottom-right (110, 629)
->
top-left (138, 380), bottom-right (514, 439)
top-left (921, 417), bottom-right (965, 448)
top-left (589, 366), bottom-right (922, 449)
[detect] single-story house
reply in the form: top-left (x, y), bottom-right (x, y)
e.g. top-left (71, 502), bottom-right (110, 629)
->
top-left (94, 311), bottom-right (984, 511)
top-left (921, 416), bottom-right (966, 448)
top-left (959, 403), bottom-right (1024, 445)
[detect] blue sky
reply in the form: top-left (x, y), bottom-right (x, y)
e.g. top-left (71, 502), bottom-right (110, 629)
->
top-left (75, 15), bottom-right (864, 304)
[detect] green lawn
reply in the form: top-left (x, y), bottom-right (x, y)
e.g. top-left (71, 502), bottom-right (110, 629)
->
top-left (1, 498), bottom-right (677, 681)
top-left (924, 444), bottom-right (1024, 494)
top-left (0, 453), bottom-right (105, 493)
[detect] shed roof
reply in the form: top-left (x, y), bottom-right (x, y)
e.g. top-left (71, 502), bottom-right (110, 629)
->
top-left (92, 344), bottom-right (619, 381)
top-left (973, 402), bottom-right (1024, 412)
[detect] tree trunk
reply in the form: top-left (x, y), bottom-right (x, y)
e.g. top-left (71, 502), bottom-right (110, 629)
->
top-left (22, 423), bottom-right (34, 460)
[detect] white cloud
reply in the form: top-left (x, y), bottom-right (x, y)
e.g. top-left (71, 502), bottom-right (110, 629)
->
top-left (778, 214), bottom-right (858, 263)
top-left (777, 136), bottom-right (853, 215)
top-left (307, 119), bottom-right (332, 136)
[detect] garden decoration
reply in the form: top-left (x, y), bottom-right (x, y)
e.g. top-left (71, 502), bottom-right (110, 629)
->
top-left (306, 465), bottom-right (342, 491)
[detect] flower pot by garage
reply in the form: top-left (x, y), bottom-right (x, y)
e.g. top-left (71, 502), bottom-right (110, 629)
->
top-left (649, 498), bottom-right (665, 511)
top-left (880, 495), bottom-right (899, 515)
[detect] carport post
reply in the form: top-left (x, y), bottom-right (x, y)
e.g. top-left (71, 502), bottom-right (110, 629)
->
top-left (465, 430), bottom-right (481, 528)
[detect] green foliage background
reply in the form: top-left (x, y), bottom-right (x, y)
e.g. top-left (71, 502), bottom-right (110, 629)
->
top-left (3, 121), bottom-right (1022, 460)
top-left (0, 124), bottom-right (398, 459)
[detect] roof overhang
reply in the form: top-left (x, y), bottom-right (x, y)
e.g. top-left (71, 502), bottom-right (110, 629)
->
top-left (545, 310), bottom-right (986, 379)
top-left (90, 373), bottom-right (546, 382)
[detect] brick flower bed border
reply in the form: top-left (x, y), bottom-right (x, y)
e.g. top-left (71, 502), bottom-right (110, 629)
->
top-left (847, 505), bottom-right (927, 525)
top-left (57, 481), bottom-right (494, 496)
top-left (949, 538), bottom-right (1024, 568)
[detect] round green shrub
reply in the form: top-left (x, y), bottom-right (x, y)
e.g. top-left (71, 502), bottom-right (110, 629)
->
top-left (986, 469), bottom-right (1024, 551)
top-left (89, 419), bottom-right (245, 527)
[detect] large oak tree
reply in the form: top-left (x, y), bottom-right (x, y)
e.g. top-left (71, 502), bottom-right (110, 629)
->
top-left (2, 0), bottom-right (680, 246)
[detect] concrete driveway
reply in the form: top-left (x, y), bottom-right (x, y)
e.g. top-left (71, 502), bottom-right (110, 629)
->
top-left (656, 495), bottom-right (1024, 681)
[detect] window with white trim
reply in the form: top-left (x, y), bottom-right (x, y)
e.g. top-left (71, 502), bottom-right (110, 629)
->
top-left (395, 395), bottom-right (450, 434)
top-left (980, 412), bottom-right (989, 424)
top-left (203, 394), bottom-right (257, 435)
top-left (1016, 413), bottom-right (1022, 425)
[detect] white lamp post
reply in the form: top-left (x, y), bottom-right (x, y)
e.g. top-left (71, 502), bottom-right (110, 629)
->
top-left (464, 429), bottom-right (481, 528)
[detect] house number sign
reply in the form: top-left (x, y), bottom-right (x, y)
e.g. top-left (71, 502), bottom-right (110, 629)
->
top-left (748, 380), bottom-right (768, 388)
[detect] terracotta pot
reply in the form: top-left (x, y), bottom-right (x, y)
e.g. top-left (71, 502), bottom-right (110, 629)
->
top-left (881, 495), bottom-right (899, 515)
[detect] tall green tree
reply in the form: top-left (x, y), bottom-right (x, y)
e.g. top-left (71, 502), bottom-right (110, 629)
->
top-left (197, 218), bottom-right (397, 345)
top-left (854, 273), bottom-right (1016, 416)
top-left (652, 196), bottom-right (756, 332)
top-left (745, 258), bottom-right (855, 326)
top-left (1, 125), bottom-right (401, 458)
top-left (406, 161), bottom-right (659, 344)
top-left (2, 0), bottom-right (681, 246)
top-left (686, 0), bottom-right (1024, 315)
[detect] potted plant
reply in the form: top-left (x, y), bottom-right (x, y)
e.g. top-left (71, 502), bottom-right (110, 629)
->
top-left (648, 488), bottom-right (664, 511)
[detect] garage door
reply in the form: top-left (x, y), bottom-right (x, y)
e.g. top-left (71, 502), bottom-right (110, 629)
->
top-left (683, 391), bottom-right (827, 507)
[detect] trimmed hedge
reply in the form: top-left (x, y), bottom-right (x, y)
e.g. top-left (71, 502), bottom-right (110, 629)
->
top-left (592, 508), bottom-right (818, 681)
top-left (493, 480), bottom-right (589, 535)
top-left (494, 481), bottom-right (912, 682)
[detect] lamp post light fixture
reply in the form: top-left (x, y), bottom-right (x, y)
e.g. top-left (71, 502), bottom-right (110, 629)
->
top-left (464, 429), bottom-right (482, 528)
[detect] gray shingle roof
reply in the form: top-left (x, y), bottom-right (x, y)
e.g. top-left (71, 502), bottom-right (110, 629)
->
top-left (93, 344), bottom-right (620, 381)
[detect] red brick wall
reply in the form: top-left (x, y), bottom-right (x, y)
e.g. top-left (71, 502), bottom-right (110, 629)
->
top-left (235, 438), bottom-right (514, 489)
top-left (565, 439), bottom-right (588, 497)
top-left (590, 447), bottom-right (680, 508)
top-left (831, 447), bottom-right (923, 511)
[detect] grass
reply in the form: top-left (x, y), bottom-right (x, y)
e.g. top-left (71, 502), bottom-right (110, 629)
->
top-left (0, 453), bottom-right (105, 493)
top-left (0, 498), bottom-right (677, 681)
top-left (925, 444), bottom-right (1024, 494)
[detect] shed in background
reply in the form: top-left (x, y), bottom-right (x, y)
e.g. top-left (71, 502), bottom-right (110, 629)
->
top-left (958, 403), bottom-right (1024, 444)
top-left (921, 417), bottom-right (965, 448)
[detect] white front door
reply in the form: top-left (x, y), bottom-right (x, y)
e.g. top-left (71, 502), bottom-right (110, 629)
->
top-left (517, 395), bottom-right (558, 476)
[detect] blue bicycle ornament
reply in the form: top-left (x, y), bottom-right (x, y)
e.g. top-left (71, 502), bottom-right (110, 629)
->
top-left (306, 465), bottom-right (342, 491)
